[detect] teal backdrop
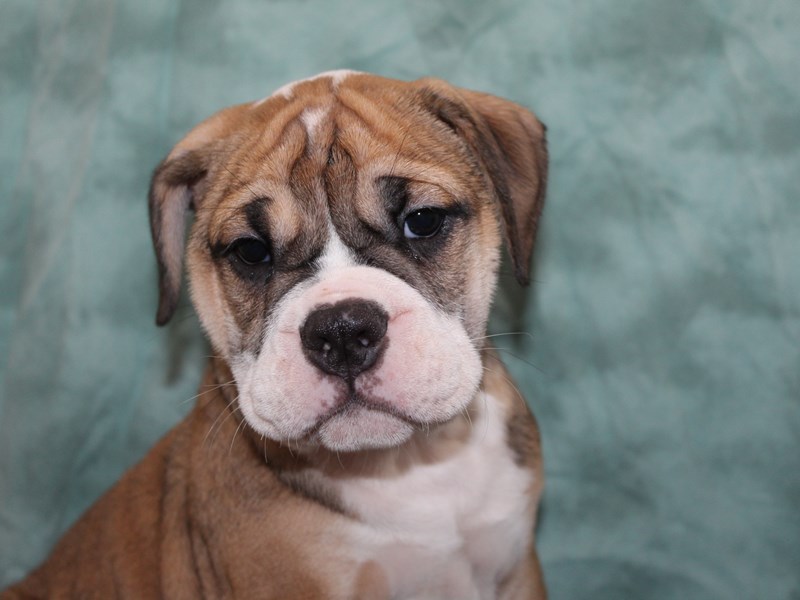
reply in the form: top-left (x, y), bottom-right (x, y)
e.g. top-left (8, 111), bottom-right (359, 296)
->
top-left (1, 0), bottom-right (798, 597)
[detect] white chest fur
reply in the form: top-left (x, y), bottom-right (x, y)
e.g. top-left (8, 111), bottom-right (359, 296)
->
top-left (335, 393), bottom-right (535, 599)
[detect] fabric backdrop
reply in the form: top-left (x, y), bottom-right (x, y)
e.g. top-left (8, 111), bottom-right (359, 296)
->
top-left (1, 0), bottom-right (798, 597)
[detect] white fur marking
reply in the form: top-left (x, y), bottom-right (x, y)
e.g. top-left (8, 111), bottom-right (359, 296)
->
top-left (232, 261), bottom-right (482, 452)
top-left (252, 70), bottom-right (362, 106)
top-left (318, 224), bottom-right (356, 270)
top-left (338, 392), bottom-right (534, 598)
top-left (324, 69), bottom-right (359, 87)
top-left (300, 106), bottom-right (328, 142)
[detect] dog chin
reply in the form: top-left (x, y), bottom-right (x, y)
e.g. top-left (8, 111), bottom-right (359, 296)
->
top-left (315, 404), bottom-right (415, 452)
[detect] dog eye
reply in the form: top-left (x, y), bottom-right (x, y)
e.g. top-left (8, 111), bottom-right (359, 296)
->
top-left (231, 238), bottom-right (271, 265)
top-left (403, 208), bottom-right (445, 239)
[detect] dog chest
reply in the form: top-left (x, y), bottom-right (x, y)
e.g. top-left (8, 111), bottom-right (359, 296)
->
top-left (335, 392), bottom-right (536, 598)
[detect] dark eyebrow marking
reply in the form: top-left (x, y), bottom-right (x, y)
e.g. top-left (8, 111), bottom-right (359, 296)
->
top-left (377, 175), bottom-right (409, 217)
top-left (209, 197), bottom-right (273, 258)
top-left (245, 197), bottom-right (272, 240)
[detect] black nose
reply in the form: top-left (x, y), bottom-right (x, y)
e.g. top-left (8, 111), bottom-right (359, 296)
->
top-left (300, 299), bottom-right (389, 379)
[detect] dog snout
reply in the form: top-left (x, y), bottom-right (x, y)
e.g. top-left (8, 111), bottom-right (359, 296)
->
top-left (300, 299), bottom-right (389, 379)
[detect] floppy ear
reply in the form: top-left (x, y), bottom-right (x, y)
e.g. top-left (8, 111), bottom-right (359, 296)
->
top-left (415, 79), bottom-right (548, 285)
top-left (148, 104), bottom-right (250, 325)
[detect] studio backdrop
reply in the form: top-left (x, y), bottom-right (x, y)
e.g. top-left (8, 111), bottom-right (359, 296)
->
top-left (1, 0), bottom-right (798, 597)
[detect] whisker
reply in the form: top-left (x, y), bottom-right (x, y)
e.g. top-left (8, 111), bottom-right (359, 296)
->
top-left (221, 163), bottom-right (262, 202)
top-left (229, 417), bottom-right (246, 455)
top-left (388, 128), bottom-right (410, 178)
top-left (179, 380), bottom-right (237, 406)
top-left (261, 433), bottom-right (269, 465)
top-left (482, 365), bottom-right (527, 407)
top-left (471, 331), bottom-right (536, 343)
top-left (462, 405), bottom-right (474, 429)
top-left (203, 394), bottom-right (240, 447)
top-left (210, 402), bottom-right (241, 444)
top-left (482, 346), bottom-right (544, 373)
top-left (285, 435), bottom-right (295, 458)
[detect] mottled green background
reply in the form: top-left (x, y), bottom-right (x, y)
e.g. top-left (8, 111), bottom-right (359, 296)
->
top-left (1, 0), bottom-right (798, 596)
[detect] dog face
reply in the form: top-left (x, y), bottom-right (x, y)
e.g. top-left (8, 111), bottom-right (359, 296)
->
top-left (149, 71), bottom-right (547, 453)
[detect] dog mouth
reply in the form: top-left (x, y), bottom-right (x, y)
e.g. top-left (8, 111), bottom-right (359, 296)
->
top-left (300, 392), bottom-right (429, 452)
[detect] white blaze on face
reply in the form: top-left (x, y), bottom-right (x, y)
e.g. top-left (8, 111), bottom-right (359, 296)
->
top-left (319, 223), bottom-right (354, 270)
top-left (231, 231), bottom-right (483, 453)
top-left (300, 106), bottom-right (328, 143)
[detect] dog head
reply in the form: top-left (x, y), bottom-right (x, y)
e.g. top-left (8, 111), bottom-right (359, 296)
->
top-left (149, 71), bottom-right (547, 453)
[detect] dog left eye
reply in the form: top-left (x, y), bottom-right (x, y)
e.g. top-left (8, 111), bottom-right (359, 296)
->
top-left (403, 208), bottom-right (446, 239)
top-left (231, 238), bottom-right (271, 265)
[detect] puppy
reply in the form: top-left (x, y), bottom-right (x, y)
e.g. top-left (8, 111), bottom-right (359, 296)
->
top-left (2, 71), bottom-right (548, 599)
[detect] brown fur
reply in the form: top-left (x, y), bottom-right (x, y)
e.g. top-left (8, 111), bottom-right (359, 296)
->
top-left (3, 73), bottom-right (548, 599)
top-left (3, 359), bottom-right (544, 599)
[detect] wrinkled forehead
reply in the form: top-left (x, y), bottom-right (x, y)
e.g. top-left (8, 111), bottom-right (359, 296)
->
top-left (200, 72), bottom-right (473, 228)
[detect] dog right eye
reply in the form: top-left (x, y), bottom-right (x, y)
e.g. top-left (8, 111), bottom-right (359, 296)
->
top-left (231, 238), bottom-right (271, 265)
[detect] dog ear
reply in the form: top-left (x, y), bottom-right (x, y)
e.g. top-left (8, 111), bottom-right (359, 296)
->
top-left (148, 105), bottom-right (250, 325)
top-left (415, 79), bottom-right (548, 285)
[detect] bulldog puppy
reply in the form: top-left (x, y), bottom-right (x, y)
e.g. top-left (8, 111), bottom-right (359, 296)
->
top-left (2, 71), bottom-right (548, 599)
